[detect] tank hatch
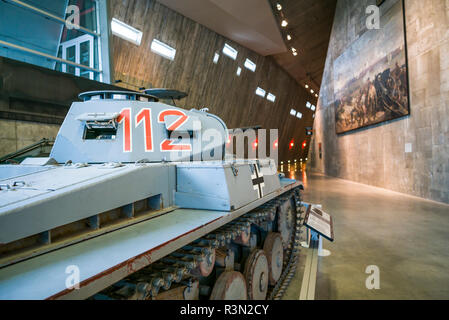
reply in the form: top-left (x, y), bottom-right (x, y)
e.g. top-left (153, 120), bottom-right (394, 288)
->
top-left (79, 91), bottom-right (159, 102)
top-left (143, 89), bottom-right (188, 107)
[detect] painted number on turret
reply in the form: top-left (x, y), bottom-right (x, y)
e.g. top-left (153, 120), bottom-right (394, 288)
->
top-left (158, 110), bottom-right (192, 152)
top-left (117, 108), bottom-right (191, 153)
top-left (136, 108), bottom-right (153, 152)
top-left (118, 108), bottom-right (132, 153)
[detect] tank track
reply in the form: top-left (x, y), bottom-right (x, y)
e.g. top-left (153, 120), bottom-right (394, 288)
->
top-left (92, 186), bottom-right (304, 300)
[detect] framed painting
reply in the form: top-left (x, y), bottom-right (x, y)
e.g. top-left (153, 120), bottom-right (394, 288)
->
top-left (333, 0), bottom-right (410, 134)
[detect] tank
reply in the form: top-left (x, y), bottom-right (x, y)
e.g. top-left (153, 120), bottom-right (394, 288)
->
top-left (0, 89), bottom-right (304, 300)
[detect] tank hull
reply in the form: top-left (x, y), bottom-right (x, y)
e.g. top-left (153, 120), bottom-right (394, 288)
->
top-left (0, 172), bottom-right (300, 300)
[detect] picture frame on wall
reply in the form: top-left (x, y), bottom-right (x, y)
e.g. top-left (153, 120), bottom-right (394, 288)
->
top-left (333, 0), bottom-right (410, 134)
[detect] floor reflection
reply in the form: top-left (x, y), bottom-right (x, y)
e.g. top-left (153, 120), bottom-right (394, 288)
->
top-left (280, 164), bottom-right (309, 188)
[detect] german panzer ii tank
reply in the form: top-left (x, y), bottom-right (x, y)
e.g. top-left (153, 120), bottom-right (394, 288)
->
top-left (0, 89), bottom-right (304, 300)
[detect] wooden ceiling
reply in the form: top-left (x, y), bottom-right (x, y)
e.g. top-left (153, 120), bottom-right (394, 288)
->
top-left (269, 0), bottom-right (337, 93)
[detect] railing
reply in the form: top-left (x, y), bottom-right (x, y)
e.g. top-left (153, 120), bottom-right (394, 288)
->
top-left (0, 139), bottom-right (54, 164)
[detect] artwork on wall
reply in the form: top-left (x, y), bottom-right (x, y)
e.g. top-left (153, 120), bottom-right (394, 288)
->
top-left (333, 0), bottom-right (410, 134)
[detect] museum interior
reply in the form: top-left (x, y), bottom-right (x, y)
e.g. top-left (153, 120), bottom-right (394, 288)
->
top-left (0, 0), bottom-right (448, 302)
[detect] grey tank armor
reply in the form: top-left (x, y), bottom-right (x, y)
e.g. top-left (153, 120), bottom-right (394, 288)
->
top-left (0, 90), bottom-right (303, 301)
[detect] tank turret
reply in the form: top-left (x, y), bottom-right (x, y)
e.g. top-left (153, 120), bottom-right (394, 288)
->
top-left (50, 90), bottom-right (228, 164)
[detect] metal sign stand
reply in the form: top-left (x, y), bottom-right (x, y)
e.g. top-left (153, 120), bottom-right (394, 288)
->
top-left (299, 231), bottom-right (320, 300)
top-left (299, 203), bottom-right (333, 300)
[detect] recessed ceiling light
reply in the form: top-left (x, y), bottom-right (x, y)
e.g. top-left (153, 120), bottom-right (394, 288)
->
top-left (287, 35), bottom-right (292, 41)
top-left (305, 84), bottom-right (309, 89)
top-left (276, 3), bottom-right (282, 11)
top-left (281, 20), bottom-right (288, 27)
top-left (267, 93), bottom-right (276, 102)
top-left (293, 52), bottom-right (298, 56)
top-left (311, 89), bottom-right (314, 94)
top-left (315, 94), bottom-right (319, 98)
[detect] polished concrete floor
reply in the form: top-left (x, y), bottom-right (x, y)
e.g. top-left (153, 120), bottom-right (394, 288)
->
top-left (284, 172), bottom-right (449, 300)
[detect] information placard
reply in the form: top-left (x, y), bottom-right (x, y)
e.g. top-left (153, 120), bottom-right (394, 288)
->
top-left (304, 205), bottom-right (334, 242)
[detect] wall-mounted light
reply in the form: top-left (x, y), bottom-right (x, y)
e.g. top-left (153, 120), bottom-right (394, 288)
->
top-left (289, 140), bottom-right (295, 150)
top-left (223, 43), bottom-right (238, 60)
top-left (236, 67), bottom-right (242, 76)
top-left (244, 58), bottom-right (257, 72)
top-left (151, 39), bottom-right (176, 60)
top-left (252, 140), bottom-right (258, 150)
top-left (256, 87), bottom-right (266, 98)
top-left (111, 18), bottom-right (143, 46)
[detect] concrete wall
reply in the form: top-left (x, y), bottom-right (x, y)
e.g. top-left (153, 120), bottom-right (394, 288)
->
top-left (0, 120), bottom-right (59, 155)
top-left (0, 57), bottom-right (119, 156)
top-left (310, 0), bottom-right (449, 204)
top-left (111, 0), bottom-right (317, 163)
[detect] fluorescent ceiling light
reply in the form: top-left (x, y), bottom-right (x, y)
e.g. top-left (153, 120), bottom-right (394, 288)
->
top-left (256, 87), bottom-right (266, 98)
top-left (237, 67), bottom-right (242, 76)
top-left (151, 39), bottom-right (176, 61)
top-left (311, 105), bottom-right (316, 111)
top-left (297, 112), bottom-right (303, 119)
top-left (213, 53), bottom-right (220, 64)
top-left (267, 93), bottom-right (276, 102)
top-left (306, 102), bottom-right (312, 109)
top-left (244, 58), bottom-right (256, 72)
top-left (290, 109), bottom-right (297, 116)
top-left (111, 18), bottom-right (143, 46)
top-left (223, 43), bottom-right (238, 60)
